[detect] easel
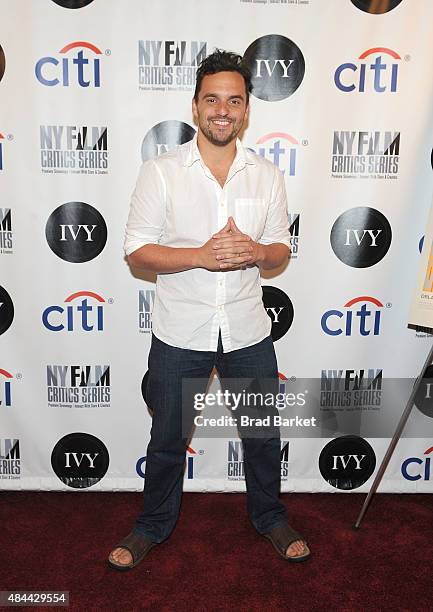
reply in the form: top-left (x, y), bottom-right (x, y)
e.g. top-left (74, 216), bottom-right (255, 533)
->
top-left (354, 337), bottom-right (433, 529)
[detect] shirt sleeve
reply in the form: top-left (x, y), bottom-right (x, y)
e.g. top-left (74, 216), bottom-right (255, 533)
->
top-left (124, 159), bottom-right (166, 256)
top-left (258, 165), bottom-right (291, 248)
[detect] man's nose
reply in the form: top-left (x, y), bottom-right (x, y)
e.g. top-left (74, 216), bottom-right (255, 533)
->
top-left (216, 101), bottom-right (229, 115)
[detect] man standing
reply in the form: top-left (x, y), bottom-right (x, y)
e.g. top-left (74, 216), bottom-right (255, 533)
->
top-left (109, 50), bottom-right (310, 570)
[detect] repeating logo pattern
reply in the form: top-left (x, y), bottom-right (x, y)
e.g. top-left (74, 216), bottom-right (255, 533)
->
top-left (243, 35), bottom-right (305, 101)
top-left (45, 202), bottom-right (107, 263)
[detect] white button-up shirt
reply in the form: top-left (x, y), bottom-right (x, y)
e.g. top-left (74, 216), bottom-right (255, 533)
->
top-left (124, 135), bottom-right (291, 352)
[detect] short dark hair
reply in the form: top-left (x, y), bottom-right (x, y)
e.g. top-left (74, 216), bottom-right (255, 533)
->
top-left (194, 49), bottom-right (253, 103)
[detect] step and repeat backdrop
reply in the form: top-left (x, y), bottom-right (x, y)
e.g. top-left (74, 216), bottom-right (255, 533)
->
top-left (1, 0), bottom-right (433, 493)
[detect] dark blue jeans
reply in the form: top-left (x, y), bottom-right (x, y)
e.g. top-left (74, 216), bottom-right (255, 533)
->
top-left (134, 333), bottom-right (288, 542)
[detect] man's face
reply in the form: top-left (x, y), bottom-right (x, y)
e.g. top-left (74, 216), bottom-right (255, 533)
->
top-left (192, 71), bottom-right (249, 147)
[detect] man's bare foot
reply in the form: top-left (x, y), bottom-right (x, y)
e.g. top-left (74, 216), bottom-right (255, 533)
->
top-left (109, 547), bottom-right (133, 567)
top-left (286, 539), bottom-right (310, 559)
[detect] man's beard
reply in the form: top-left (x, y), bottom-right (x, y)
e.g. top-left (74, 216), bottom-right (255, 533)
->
top-left (200, 117), bottom-right (241, 147)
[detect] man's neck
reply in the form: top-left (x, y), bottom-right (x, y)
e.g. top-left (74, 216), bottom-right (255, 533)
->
top-left (197, 131), bottom-right (237, 169)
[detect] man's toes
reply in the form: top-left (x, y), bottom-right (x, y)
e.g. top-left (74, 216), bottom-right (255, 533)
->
top-left (110, 547), bottom-right (133, 565)
top-left (286, 540), bottom-right (307, 557)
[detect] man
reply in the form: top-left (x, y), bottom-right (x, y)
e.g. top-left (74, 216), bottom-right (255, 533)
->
top-left (109, 50), bottom-right (310, 570)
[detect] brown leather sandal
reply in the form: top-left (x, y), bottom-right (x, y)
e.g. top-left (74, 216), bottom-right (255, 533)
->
top-left (108, 531), bottom-right (157, 571)
top-left (263, 523), bottom-right (311, 562)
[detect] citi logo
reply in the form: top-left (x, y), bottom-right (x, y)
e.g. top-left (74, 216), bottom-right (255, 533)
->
top-left (401, 446), bottom-right (433, 481)
top-left (335, 47), bottom-right (401, 93)
top-left (42, 291), bottom-right (106, 332)
top-left (252, 132), bottom-right (297, 176)
top-left (0, 368), bottom-right (13, 407)
top-left (321, 296), bottom-right (384, 336)
top-left (137, 446), bottom-right (199, 480)
top-left (186, 446), bottom-right (196, 479)
top-left (35, 41), bottom-right (104, 87)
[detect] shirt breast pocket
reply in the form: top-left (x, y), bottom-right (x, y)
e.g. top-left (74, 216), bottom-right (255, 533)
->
top-left (234, 198), bottom-right (267, 241)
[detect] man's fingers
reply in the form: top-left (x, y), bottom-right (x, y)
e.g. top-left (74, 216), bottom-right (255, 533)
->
top-left (212, 235), bottom-right (251, 249)
top-left (229, 217), bottom-right (242, 234)
top-left (218, 254), bottom-right (254, 267)
top-left (215, 243), bottom-right (254, 259)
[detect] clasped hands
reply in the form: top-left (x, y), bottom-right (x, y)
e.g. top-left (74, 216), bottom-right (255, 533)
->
top-left (198, 216), bottom-right (264, 272)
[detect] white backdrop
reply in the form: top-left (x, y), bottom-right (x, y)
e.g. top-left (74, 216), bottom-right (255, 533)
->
top-left (1, 0), bottom-right (433, 493)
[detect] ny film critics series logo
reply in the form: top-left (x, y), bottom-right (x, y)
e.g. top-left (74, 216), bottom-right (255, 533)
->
top-left (227, 439), bottom-right (289, 482)
top-left (0, 208), bottom-right (13, 254)
top-left (35, 41), bottom-right (109, 88)
top-left (335, 47), bottom-right (406, 94)
top-left (330, 207), bottom-right (392, 268)
top-left (320, 368), bottom-right (382, 409)
top-left (40, 125), bottom-right (108, 174)
top-left (47, 365), bottom-right (111, 409)
top-left (141, 121), bottom-right (195, 162)
top-left (138, 40), bottom-right (207, 92)
top-left (45, 202), bottom-right (107, 263)
top-left (0, 286), bottom-right (14, 336)
top-left (0, 438), bottom-right (20, 480)
top-left (262, 286), bottom-right (294, 341)
top-left (42, 291), bottom-right (110, 332)
top-left (51, 432), bottom-right (109, 488)
top-left (138, 289), bottom-right (155, 333)
top-left (240, 0), bottom-right (310, 5)
top-left (243, 35), bottom-right (305, 101)
top-left (319, 436), bottom-right (376, 490)
top-left (331, 131), bottom-right (400, 179)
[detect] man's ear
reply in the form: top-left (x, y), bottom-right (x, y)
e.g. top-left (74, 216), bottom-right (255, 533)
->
top-left (192, 97), bottom-right (198, 120)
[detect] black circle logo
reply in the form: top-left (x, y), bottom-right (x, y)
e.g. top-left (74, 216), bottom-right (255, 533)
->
top-left (330, 206), bottom-right (392, 268)
top-left (51, 0), bottom-right (95, 8)
top-left (0, 286), bottom-right (14, 335)
top-left (351, 0), bottom-right (403, 14)
top-left (243, 35), bottom-right (305, 102)
top-left (414, 364), bottom-right (433, 419)
top-left (141, 121), bottom-right (196, 162)
top-left (262, 286), bottom-right (294, 341)
top-left (45, 201), bottom-right (107, 263)
top-left (319, 436), bottom-right (376, 490)
top-left (0, 45), bottom-right (5, 83)
top-left (51, 432), bottom-right (109, 489)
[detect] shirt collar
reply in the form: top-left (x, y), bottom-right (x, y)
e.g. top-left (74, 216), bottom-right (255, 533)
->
top-left (182, 133), bottom-right (256, 168)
